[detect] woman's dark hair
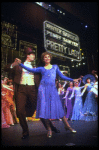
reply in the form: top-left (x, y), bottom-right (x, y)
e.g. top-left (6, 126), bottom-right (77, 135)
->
top-left (57, 82), bottom-right (61, 89)
top-left (41, 52), bottom-right (52, 62)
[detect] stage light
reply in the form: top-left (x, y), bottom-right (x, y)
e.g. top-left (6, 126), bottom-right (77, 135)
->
top-left (82, 56), bottom-right (84, 59)
top-left (57, 9), bottom-right (59, 12)
top-left (85, 25), bottom-right (88, 28)
top-left (35, 2), bottom-right (42, 7)
top-left (63, 13), bottom-right (65, 15)
top-left (60, 10), bottom-right (62, 13)
top-left (49, 4), bottom-right (51, 6)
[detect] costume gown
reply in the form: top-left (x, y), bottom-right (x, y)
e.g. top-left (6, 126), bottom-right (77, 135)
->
top-left (65, 87), bottom-right (74, 120)
top-left (70, 85), bottom-right (84, 120)
top-left (20, 64), bottom-right (73, 119)
top-left (1, 85), bottom-right (14, 125)
top-left (80, 83), bottom-right (98, 121)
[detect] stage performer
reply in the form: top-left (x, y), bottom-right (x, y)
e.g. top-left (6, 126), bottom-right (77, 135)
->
top-left (7, 79), bottom-right (18, 124)
top-left (80, 75), bottom-right (98, 121)
top-left (63, 82), bottom-right (74, 120)
top-left (69, 80), bottom-right (85, 120)
top-left (58, 81), bottom-right (66, 110)
top-left (4, 48), bottom-right (60, 139)
top-left (90, 70), bottom-right (98, 97)
top-left (16, 52), bottom-right (80, 138)
top-left (1, 78), bottom-right (14, 126)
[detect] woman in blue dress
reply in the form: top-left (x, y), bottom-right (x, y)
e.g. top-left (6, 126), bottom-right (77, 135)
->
top-left (17, 52), bottom-right (79, 137)
top-left (63, 82), bottom-right (74, 120)
top-left (80, 75), bottom-right (98, 121)
top-left (69, 80), bottom-right (85, 120)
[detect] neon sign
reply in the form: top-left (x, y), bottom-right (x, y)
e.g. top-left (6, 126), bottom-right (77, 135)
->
top-left (43, 20), bottom-right (81, 61)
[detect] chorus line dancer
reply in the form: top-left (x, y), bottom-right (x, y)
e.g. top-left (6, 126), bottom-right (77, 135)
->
top-left (80, 75), bottom-right (98, 121)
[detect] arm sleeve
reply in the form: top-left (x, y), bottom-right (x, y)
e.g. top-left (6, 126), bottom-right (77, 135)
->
top-left (64, 89), bottom-right (69, 98)
top-left (78, 80), bottom-right (81, 87)
top-left (19, 63), bottom-right (41, 73)
top-left (79, 85), bottom-right (85, 89)
top-left (56, 65), bottom-right (73, 81)
top-left (80, 86), bottom-right (87, 96)
top-left (69, 88), bottom-right (75, 99)
top-left (63, 81), bottom-right (67, 88)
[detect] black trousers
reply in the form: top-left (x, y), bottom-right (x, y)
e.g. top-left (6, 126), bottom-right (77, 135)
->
top-left (16, 85), bottom-right (37, 135)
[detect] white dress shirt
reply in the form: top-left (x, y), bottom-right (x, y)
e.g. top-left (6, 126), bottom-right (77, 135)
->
top-left (20, 61), bottom-right (35, 85)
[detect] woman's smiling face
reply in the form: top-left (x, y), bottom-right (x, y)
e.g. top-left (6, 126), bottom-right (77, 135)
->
top-left (43, 54), bottom-right (51, 64)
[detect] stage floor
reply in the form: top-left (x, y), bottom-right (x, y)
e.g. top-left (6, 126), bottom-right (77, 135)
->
top-left (1, 120), bottom-right (98, 147)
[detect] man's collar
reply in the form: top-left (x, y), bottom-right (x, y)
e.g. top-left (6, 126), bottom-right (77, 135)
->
top-left (24, 61), bottom-right (31, 65)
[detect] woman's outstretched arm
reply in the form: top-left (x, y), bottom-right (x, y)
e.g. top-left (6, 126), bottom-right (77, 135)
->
top-left (19, 63), bottom-right (42, 73)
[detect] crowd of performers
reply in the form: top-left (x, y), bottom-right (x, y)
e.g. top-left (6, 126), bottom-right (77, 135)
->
top-left (1, 69), bottom-right (98, 129)
top-left (58, 70), bottom-right (98, 122)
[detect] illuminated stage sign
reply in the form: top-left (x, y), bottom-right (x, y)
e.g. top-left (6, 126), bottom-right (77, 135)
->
top-left (1, 21), bottom-right (17, 49)
top-left (43, 20), bottom-right (81, 61)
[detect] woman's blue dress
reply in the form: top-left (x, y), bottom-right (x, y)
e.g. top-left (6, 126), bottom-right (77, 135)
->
top-left (70, 86), bottom-right (84, 120)
top-left (65, 87), bottom-right (74, 120)
top-left (80, 83), bottom-right (98, 121)
top-left (20, 64), bottom-right (73, 119)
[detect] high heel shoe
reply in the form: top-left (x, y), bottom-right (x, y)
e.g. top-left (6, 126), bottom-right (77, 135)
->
top-left (65, 126), bottom-right (77, 133)
top-left (47, 130), bottom-right (52, 138)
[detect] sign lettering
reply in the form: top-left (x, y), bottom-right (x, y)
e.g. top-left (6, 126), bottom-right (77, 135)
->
top-left (43, 21), bottom-right (81, 61)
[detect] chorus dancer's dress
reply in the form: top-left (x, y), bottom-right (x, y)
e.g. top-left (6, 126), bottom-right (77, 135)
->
top-left (70, 85), bottom-right (84, 120)
top-left (1, 107), bottom-right (10, 128)
top-left (58, 82), bottom-right (66, 111)
top-left (19, 64), bottom-right (73, 119)
top-left (1, 92), bottom-right (10, 128)
top-left (1, 86), bottom-right (14, 125)
top-left (64, 87), bottom-right (74, 120)
top-left (80, 83), bottom-right (98, 121)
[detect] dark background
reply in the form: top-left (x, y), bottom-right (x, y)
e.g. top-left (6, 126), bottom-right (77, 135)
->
top-left (1, 2), bottom-right (98, 78)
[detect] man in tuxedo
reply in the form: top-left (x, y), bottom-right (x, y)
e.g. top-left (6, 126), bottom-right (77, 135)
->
top-left (4, 47), bottom-right (60, 139)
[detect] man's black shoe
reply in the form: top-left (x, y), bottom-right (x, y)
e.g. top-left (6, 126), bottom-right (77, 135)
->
top-left (21, 134), bottom-right (29, 139)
